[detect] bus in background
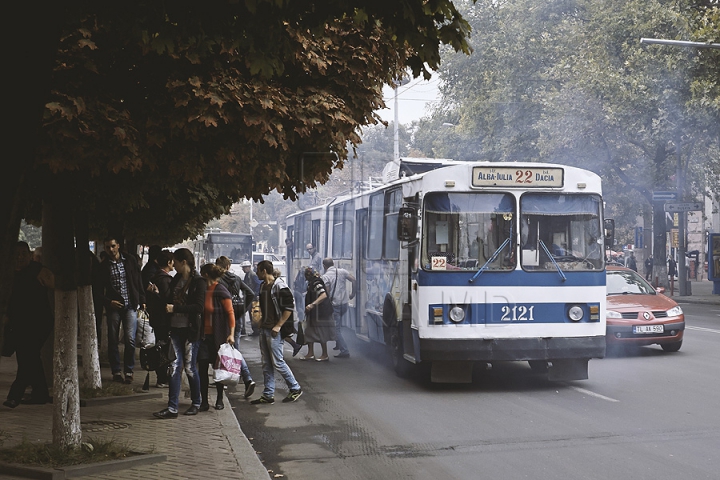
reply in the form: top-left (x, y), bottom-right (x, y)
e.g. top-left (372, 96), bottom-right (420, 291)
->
top-left (287, 158), bottom-right (608, 383)
top-left (193, 231), bottom-right (253, 276)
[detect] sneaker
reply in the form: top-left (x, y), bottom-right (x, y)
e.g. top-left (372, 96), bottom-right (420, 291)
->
top-left (123, 374), bottom-right (133, 384)
top-left (112, 374), bottom-right (124, 383)
top-left (335, 352), bottom-right (350, 358)
top-left (282, 389), bottom-right (303, 403)
top-left (155, 383), bottom-right (169, 388)
top-left (250, 396), bottom-right (275, 405)
top-left (244, 380), bottom-right (256, 399)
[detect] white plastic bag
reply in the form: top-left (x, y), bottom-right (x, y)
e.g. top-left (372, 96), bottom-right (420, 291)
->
top-left (136, 310), bottom-right (155, 349)
top-left (214, 343), bottom-right (243, 386)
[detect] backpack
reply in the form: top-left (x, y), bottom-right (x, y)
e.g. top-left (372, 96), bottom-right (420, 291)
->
top-left (223, 273), bottom-right (244, 307)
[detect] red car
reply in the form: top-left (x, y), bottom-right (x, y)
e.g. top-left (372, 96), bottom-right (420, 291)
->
top-left (606, 266), bottom-right (685, 352)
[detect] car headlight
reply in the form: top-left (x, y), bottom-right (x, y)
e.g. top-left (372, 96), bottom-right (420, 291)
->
top-left (449, 306), bottom-right (465, 323)
top-left (606, 310), bottom-right (622, 319)
top-left (666, 306), bottom-right (683, 317)
top-left (568, 305), bottom-right (584, 322)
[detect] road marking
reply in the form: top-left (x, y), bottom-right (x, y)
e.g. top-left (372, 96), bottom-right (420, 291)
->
top-left (686, 326), bottom-right (720, 334)
top-left (569, 386), bottom-right (620, 403)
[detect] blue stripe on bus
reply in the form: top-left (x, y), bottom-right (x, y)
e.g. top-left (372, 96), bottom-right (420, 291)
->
top-left (417, 269), bottom-right (605, 287)
top-left (429, 302), bottom-right (601, 325)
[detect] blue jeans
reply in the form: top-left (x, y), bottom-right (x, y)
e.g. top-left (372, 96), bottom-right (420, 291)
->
top-left (106, 307), bottom-right (138, 375)
top-left (333, 303), bottom-right (350, 354)
top-left (258, 328), bottom-right (300, 399)
top-left (167, 330), bottom-right (201, 413)
top-left (233, 342), bottom-right (253, 383)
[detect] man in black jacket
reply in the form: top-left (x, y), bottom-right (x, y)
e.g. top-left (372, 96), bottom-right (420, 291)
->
top-left (100, 237), bottom-right (145, 384)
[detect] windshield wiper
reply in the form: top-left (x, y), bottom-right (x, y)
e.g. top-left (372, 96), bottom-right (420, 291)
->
top-left (540, 240), bottom-right (567, 282)
top-left (469, 237), bottom-right (511, 284)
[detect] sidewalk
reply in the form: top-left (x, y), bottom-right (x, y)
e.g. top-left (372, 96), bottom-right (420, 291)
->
top-left (666, 278), bottom-right (720, 305)
top-left (0, 347), bottom-right (269, 479)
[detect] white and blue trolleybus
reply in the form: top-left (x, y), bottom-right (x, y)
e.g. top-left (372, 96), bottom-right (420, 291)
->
top-left (287, 159), bottom-right (607, 382)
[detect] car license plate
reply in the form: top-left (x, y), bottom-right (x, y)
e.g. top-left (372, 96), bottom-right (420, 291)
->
top-left (633, 325), bottom-right (664, 334)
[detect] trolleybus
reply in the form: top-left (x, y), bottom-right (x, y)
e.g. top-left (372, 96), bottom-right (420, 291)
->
top-left (193, 231), bottom-right (253, 275)
top-left (287, 159), bottom-right (607, 382)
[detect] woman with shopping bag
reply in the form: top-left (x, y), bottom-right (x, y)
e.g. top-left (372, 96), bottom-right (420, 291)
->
top-left (198, 264), bottom-right (256, 410)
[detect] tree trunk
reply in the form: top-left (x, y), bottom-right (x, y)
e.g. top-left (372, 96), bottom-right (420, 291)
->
top-left (78, 285), bottom-right (101, 389)
top-left (75, 212), bottom-right (101, 389)
top-left (53, 289), bottom-right (82, 448)
top-left (44, 193), bottom-right (82, 448)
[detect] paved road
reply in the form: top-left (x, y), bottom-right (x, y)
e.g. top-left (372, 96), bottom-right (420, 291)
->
top-left (232, 305), bottom-right (720, 480)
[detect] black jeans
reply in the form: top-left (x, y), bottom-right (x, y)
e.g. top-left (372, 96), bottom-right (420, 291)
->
top-left (197, 336), bottom-right (223, 406)
top-left (7, 337), bottom-right (50, 402)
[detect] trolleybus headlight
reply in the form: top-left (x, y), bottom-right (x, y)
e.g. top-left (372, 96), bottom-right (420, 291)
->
top-left (449, 306), bottom-right (465, 323)
top-left (568, 305), bottom-right (584, 322)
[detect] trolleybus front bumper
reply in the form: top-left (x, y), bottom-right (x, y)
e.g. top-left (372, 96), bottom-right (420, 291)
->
top-left (418, 335), bottom-right (606, 362)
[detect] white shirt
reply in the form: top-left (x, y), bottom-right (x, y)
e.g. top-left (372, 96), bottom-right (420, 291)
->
top-left (322, 267), bottom-right (352, 306)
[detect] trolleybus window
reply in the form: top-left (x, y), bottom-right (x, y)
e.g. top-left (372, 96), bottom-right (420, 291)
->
top-left (422, 192), bottom-right (515, 271)
top-left (520, 193), bottom-right (603, 271)
top-left (367, 193), bottom-right (384, 260)
top-left (294, 213), bottom-right (312, 259)
top-left (367, 189), bottom-right (402, 260)
top-left (332, 202), bottom-right (354, 259)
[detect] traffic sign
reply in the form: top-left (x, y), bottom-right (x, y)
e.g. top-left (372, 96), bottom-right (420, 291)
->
top-left (652, 191), bottom-right (677, 201)
top-left (664, 202), bottom-right (703, 212)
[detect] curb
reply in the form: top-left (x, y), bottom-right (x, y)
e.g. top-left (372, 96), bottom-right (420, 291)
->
top-left (217, 399), bottom-right (270, 479)
top-left (0, 453), bottom-right (166, 479)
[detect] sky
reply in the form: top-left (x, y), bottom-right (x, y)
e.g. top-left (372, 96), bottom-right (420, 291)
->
top-left (376, 76), bottom-right (442, 125)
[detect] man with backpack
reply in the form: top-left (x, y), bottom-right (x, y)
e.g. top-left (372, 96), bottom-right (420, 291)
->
top-left (216, 256), bottom-right (255, 342)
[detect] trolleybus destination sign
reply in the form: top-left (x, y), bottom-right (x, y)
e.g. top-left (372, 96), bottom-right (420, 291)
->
top-left (471, 166), bottom-right (564, 188)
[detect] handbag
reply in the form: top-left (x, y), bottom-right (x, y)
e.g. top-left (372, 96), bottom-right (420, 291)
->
top-left (250, 301), bottom-right (262, 326)
top-left (213, 343), bottom-right (243, 386)
top-left (136, 310), bottom-right (155, 348)
top-left (140, 339), bottom-right (171, 372)
top-left (295, 321), bottom-right (305, 345)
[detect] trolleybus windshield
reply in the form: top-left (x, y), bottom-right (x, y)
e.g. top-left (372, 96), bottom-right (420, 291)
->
top-left (520, 193), bottom-right (603, 272)
top-left (422, 192), bottom-right (516, 271)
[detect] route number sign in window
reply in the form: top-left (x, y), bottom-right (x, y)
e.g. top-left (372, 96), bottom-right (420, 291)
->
top-left (472, 167), bottom-right (564, 188)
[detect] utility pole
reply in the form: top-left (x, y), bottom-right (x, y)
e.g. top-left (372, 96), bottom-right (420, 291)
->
top-left (392, 77), bottom-right (410, 162)
top-left (676, 135), bottom-right (689, 296)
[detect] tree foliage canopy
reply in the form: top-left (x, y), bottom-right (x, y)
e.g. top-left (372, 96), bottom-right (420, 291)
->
top-left (32, 0), bottom-right (473, 244)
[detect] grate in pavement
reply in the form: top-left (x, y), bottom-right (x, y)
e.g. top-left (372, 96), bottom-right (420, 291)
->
top-left (81, 420), bottom-right (131, 432)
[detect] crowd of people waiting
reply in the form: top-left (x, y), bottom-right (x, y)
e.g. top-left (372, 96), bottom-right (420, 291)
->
top-left (3, 239), bottom-right (355, 416)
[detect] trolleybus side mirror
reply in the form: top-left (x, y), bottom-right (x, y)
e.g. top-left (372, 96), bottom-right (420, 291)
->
top-left (604, 219), bottom-right (615, 248)
top-left (398, 207), bottom-right (418, 242)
